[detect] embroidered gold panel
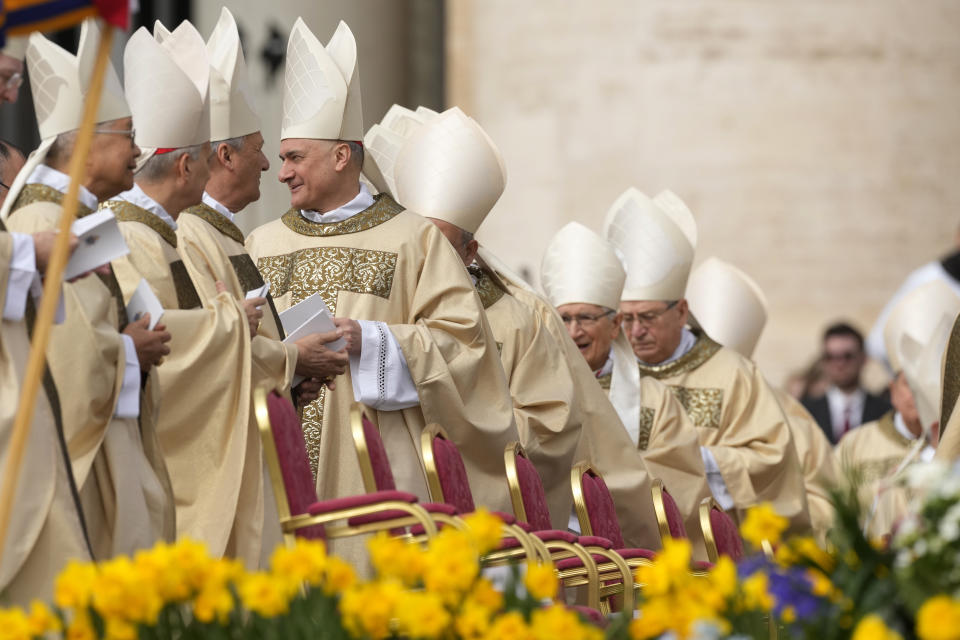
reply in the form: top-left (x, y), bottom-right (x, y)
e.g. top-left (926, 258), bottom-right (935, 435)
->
top-left (474, 270), bottom-right (506, 309)
top-left (637, 407), bottom-right (655, 450)
top-left (597, 373), bottom-right (612, 391)
top-left (97, 266), bottom-right (130, 328)
top-left (636, 331), bottom-right (722, 379)
top-left (668, 386), bottom-right (724, 430)
top-left (856, 458), bottom-right (902, 484)
top-left (105, 200), bottom-right (178, 248)
top-left (12, 183), bottom-right (93, 217)
top-left (256, 246), bottom-right (399, 478)
top-left (279, 193), bottom-right (403, 237)
top-left (182, 203), bottom-right (245, 244)
top-left (228, 254), bottom-right (283, 338)
top-left (169, 260), bottom-right (202, 310)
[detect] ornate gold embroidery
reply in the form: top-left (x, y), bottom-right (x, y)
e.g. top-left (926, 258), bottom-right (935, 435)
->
top-left (229, 254), bottom-right (284, 339)
top-left (11, 183), bottom-right (94, 217)
top-left (941, 317), bottom-right (960, 427)
top-left (257, 246), bottom-right (399, 475)
top-left (104, 200), bottom-right (178, 247)
top-left (280, 193), bottom-right (404, 237)
top-left (856, 458), bottom-right (902, 484)
top-left (169, 260), bottom-right (201, 310)
top-left (596, 373), bottom-right (612, 391)
top-left (474, 270), bottom-right (506, 309)
top-left (668, 386), bottom-right (724, 429)
top-left (182, 203), bottom-right (245, 244)
top-left (636, 331), bottom-right (723, 379)
top-left (637, 407), bottom-right (655, 450)
top-left (97, 266), bottom-right (130, 328)
top-left (877, 411), bottom-right (913, 447)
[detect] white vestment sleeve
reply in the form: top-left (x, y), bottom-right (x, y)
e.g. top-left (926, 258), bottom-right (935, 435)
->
top-left (114, 334), bottom-right (141, 418)
top-left (3, 232), bottom-right (36, 321)
top-left (349, 319), bottom-right (419, 410)
top-left (700, 446), bottom-right (735, 510)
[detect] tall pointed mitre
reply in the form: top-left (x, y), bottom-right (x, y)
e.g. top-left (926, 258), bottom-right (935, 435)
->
top-left (381, 104), bottom-right (430, 137)
top-left (540, 222), bottom-right (626, 312)
top-left (281, 18), bottom-right (363, 142)
top-left (899, 314), bottom-right (955, 434)
top-left (363, 124), bottom-right (405, 198)
top-left (602, 187), bottom-right (696, 302)
top-left (153, 20), bottom-right (211, 139)
top-left (124, 26), bottom-right (210, 169)
top-left (883, 280), bottom-right (960, 373)
top-left (206, 8), bottom-right (259, 140)
top-left (686, 257), bottom-right (768, 359)
top-left (393, 107), bottom-right (506, 234)
top-left (1, 19), bottom-right (129, 220)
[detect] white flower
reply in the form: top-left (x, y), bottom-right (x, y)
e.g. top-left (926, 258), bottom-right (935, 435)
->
top-left (914, 539), bottom-right (929, 557)
top-left (907, 461), bottom-right (948, 491)
top-left (689, 621), bottom-right (724, 640)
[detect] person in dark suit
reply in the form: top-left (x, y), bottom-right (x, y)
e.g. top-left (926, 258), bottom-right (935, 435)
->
top-left (801, 322), bottom-right (891, 445)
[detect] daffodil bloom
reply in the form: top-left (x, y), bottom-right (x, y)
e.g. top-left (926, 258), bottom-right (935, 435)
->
top-left (524, 562), bottom-right (558, 601)
top-left (740, 503), bottom-right (788, 549)
top-left (852, 614), bottom-right (903, 640)
top-left (916, 595), bottom-right (960, 640)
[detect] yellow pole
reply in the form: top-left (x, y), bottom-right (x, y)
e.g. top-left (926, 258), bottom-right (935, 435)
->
top-left (0, 23), bottom-right (115, 554)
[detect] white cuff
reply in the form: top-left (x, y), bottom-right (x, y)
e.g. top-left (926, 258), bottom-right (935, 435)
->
top-left (3, 232), bottom-right (36, 321)
top-left (114, 334), bottom-right (141, 419)
top-left (349, 320), bottom-right (419, 410)
top-left (700, 446), bottom-right (735, 511)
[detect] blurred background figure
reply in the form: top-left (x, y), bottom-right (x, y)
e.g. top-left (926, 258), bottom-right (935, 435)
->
top-left (0, 140), bottom-right (25, 209)
top-left (801, 322), bottom-right (891, 445)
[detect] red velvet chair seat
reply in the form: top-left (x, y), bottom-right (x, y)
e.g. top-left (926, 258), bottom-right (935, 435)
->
top-left (362, 414), bottom-right (397, 491)
top-left (515, 455), bottom-right (553, 530)
top-left (433, 436), bottom-right (476, 513)
top-left (580, 472), bottom-right (625, 548)
top-left (570, 605), bottom-right (606, 627)
top-left (662, 487), bottom-right (688, 538)
top-left (710, 509), bottom-right (744, 561)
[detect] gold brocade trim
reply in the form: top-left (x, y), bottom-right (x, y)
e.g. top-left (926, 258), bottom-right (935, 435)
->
top-left (97, 266), bottom-right (130, 328)
top-left (635, 330), bottom-right (723, 379)
top-left (280, 193), bottom-right (404, 237)
top-left (182, 203), bottom-right (245, 244)
top-left (229, 254), bottom-right (284, 339)
top-left (877, 411), bottom-right (913, 447)
top-left (169, 260), bottom-right (201, 310)
top-left (941, 317), bottom-right (960, 428)
top-left (11, 183), bottom-right (94, 217)
top-left (474, 269), bottom-right (506, 309)
top-left (858, 457), bottom-right (902, 484)
top-left (103, 200), bottom-right (178, 248)
top-left (596, 373), bottom-right (612, 390)
top-left (638, 407), bottom-right (655, 450)
top-left (668, 386), bottom-right (724, 430)
top-left (256, 245), bottom-right (399, 474)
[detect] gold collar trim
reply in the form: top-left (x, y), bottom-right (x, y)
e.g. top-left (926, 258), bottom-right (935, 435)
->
top-left (280, 193), bottom-right (404, 237)
top-left (182, 202), bottom-right (245, 244)
top-left (103, 200), bottom-right (178, 248)
top-left (635, 330), bottom-right (723, 379)
top-left (878, 411), bottom-right (914, 447)
top-left (12, 183), bottom-right (93, 217)
top-left (473, 267), bottom-right (507, 309)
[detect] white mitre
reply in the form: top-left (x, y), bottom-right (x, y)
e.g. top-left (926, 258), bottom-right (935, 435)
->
top-left (206, 8), bottom-right (259, 141)
top-left (602, 187), bottom-right (696, 302)
top-left (541, 222), bottom-right (626, 312)
top-left (124, 26), bottom-right (210, 170)
top-left (381, 104), bottom-right (430, 137)
top-left (1, 36), bottom-right (27, 60)
top-left (884, 280), bottom-right (960, 373)
top-left (686, 257), bottom-right (768, 359)
top-left (281, 18), bottom-right (363, 142)
top-left (363, 124), bottom-right (405, 198)
top-left (393, 107), bottom-right (506, 234)
top-left (1, 19), bottom-right (129, 220)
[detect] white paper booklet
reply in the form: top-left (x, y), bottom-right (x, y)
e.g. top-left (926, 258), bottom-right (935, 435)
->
top-left (279, 293), bottom-right (346, 386)
top-left (246, 280), bottom-right (270, 300)
top-left (65, 210), bottom-right (130, 280)
top-left (126, 278), bottom-right (164, 330)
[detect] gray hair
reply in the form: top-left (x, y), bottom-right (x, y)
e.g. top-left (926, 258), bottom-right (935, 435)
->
top-left (344, 140), bottom-right (363, 170)
top-left (213, 136), bottom-right (245, 152)
top-left (47, 130), bottom-right (78, 166)
top-left (458, 227), bottom-right (474, 249)
top-left (137, 143), bottom-right (207, 181)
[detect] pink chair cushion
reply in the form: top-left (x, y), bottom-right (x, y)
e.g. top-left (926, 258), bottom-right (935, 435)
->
top-left (709, 508), bottom-right (744, 561)
top-left (569, 605), bottom-right (606, 627)
top-left (432, 436), bottom-right (476, 513)
top-left (576, 535), bottom-right (613, 549)
top-left (515, 455), bottom-right (553, 531)
top-left (614, 547), bottom-right (657, 560)
top-left (661, 487), bottom-right (688, 539)
top-left (580, 472), bottom-right (625, 548)
top-left (531, 529), bottom-right (579, 544)
top-left (362, 414), bottom-right (397, 491)
top-left (265, 392), bottom-right (325, 539)
top-left (307, 490), bottom-right (419, 515)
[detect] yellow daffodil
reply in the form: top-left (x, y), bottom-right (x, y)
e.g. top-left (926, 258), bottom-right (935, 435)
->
top-left (531, 604), bottom-right (600, 640)
top-left (740, 503), bottom-right (788, 549)
top-left (340, 580), bottom-right (403, 640)
top-left (91, 556), bottom-right (163, 625)
top-left (482, 610), bottom-right (534, 640)
top-left (270, 538), bottom-right (327, 588)
top-left (466, 578), bottom-right (504, 611)
top-left (193, 581), bottom-right (234, 625)
top-left (741, 573), bottom-right (773, 612)
top-left (630, 599), bottom-right (674, 639)
top-left (25, 600), bottom-right (60, 636)
top-left (524, 562), bottom-right (558, 601)
top-left (423, 529), bottom-right (481, 601)
top-left (707, 556), bottom-right (737, 601)
top-left (395, 590), bottom-right (451, 639)
top-left (65, 610), bottom-right (96, 640)
top-left (456, 600), bottom-right (494, 639)
top-left (463, 508), bottom-right (503, 555)
top-left (322, 556), bottom-right (357, 595)
top-left (238, 572), bottom-right (291, 618)
top-left (634, 538), bottom-right (693, 597)
top-left (103, 617), bottom-right (137, 640)
top-left (367, 532), bottom-right (425, 586)
top-left (0, 608), bottom-right (31, 640)
top-left (916, 595), bottom-right (960, 640)
top-left (53, 560), bottom-right (97, 610)
top-left (852, 614), bottom-right (903, 640)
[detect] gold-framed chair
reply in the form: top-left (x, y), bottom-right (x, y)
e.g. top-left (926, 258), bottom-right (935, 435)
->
top-left (698, 496), bottom-right (745, 563)
top-left (254, 387), bottom-right (437, 545)
top-left (651, 478), bottom-right (690, 544)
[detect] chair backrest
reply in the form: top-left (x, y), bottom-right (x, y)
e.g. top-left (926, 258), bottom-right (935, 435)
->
top-left (503, 441), bottom-right (553, 531)
top-left (571, 462), bottom-right (625, 548)
top-left (652, 478), bottom-right (688, 542)
top-left (254, 388), bottom-right (325, 540)
top-left (421, 423), bottom-right (475, 513)
top-left (699, 497), bottom-right (744, 562)
top-left (351, 406), bottom-right (396, 492)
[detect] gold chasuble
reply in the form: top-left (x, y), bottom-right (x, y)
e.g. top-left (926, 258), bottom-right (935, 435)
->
top-left (472, 264), bottom-right (581, 529)
top-left (0, 228), bottom-right (90, 606)
top-left (774, 389), bottom-right (839, 543)
top-left (6, 186), bottom-right (174, 561)
top-left (103, 199), bottom-right (258, 563)
top-left (246, 195), bottom-right (519, 516)
top-left (473, 251), bottom-right (660, 549)
top-left (636, 330), bottom-right (811, 531)
top-left (176, 202), bottom-right (296, 565)
top-left (604, 334), bottom-right (713, 552)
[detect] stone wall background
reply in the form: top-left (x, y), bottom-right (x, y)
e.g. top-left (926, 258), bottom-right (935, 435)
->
top-left (447, 0), bottom-right (960, 387)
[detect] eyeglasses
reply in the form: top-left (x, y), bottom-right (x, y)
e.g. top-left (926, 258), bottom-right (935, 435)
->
top-left (93, 127), bottom-right (136, 142)
top-left (620, 300), bottom-right (679, 329)
top-left (823, 350), bottom-right (859, 362)
top-left (560, 310), bottom-right (614, 329)
top-left (0, 180), bottom-right (8, 191)
top-left (1, 72), bottom-right (22, 92)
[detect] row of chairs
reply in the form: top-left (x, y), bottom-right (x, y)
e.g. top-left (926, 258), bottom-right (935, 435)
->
top-left (254, 388), bottom-right (747, 615)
